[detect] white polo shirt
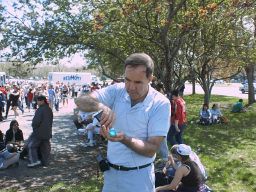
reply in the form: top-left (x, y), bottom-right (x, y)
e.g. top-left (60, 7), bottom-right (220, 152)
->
top-left (93, 83), bottom-right (170, 167)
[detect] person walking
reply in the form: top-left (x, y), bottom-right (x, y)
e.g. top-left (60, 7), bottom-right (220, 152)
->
top-left (27, 95), bottom-right (53, 168)
top-left (4, 86), bottom-right (11, 119)
top-left (75, 53), bottom-right (171, 192)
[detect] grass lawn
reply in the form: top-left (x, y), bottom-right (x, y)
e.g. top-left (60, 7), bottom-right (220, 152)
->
top-left (185, 94), bottom-right (256, 192)
top-left (11, 94), bottom-right (255, 192)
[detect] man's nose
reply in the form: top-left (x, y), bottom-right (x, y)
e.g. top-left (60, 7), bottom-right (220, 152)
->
top-left (128, 83), bottom-right (136, 91)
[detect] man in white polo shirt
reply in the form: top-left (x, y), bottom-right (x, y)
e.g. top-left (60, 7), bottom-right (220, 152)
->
top-left (75, 53), bottom-right (170, 192)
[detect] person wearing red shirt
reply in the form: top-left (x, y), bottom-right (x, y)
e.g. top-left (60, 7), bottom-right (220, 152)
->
top-left (167, 89), bottom-right (187, 145)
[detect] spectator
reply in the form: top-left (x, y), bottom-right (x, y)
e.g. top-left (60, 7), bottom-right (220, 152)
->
top-left (167, 90), bottom-right (187, 145)
top-left (5, 120), bottom-right (24, 149)
top-left (74, 110), bottom-right (93, 130)
top-left (9, 86), bottom-right (21, 118)
top-left (155, 144), bottom-right (204, 192)
top-left (27, 95), bottom-right (53, 167)
top-left (0, 148), bottom-right (20, 170)
top-left (199, 104), bottom-right (212, 125)
top-left (47, 84), bottom-right (55, 110)
top-left (231, 99), bottom-right (246, 113)
top-left (61, 84), bottom-right (69, 106)
top-left (211, 103), bottom-right (222, 124)
top-left (0, 130), bottom-right (5, 150)
top-left (27, 88), bottom-right (34, 112)
top-left (75, 53), bottom-right (171, 192)
top-left (0, 91), bottom-right (5, 121)
top-left (5, 86), bottom-right (11, 119)
top-left (81, 113), bottom-right (101, 147)
top-left (163, 144), bottom-right (207, 180)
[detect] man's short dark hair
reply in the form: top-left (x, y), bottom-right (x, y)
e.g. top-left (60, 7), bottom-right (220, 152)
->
top-left (124, 53), bottom-right (154, 78)
top-left (171, 89), bottom-right (179, 97)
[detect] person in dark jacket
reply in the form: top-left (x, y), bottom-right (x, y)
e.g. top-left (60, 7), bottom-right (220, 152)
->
top-left (5, 120), bottom-right (24, 147)
top-left (0, 91), bottom-right (5, 121)
top-left (27, 95), bottom-right (53, 168)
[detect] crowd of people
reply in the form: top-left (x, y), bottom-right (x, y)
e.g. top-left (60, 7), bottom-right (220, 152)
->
top-left (0, 80), bottom-right (104, 169)
top-left (2, 53), bottom-right (245, 191)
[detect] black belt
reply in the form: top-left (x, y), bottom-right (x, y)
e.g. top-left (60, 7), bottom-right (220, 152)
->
top-left (108, 162), bottom-right (152, 171)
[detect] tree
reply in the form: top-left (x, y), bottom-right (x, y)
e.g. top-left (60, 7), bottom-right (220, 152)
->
top-left (231, 1), bottom-right (256, 104)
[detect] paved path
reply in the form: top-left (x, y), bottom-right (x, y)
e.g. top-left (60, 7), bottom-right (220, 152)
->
top-left (0, 99), bottom-right (99, 191)
top-left (184, 83), bottom-right (248, 99)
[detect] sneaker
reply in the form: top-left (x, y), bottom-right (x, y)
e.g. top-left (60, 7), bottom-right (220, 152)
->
top-left (27, 160), bottom-right (41, 168)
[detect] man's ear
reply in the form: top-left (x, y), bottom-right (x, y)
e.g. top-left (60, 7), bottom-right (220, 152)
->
top-left (148, 74), bottom-right (153, 82)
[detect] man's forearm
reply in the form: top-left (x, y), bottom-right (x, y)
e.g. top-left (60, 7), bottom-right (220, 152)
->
top-left (121, 136), bottom-right (163, 157)
top-left (75, 94), bottom-right (101, 112)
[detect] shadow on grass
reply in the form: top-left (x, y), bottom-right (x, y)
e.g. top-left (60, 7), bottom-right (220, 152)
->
top-left (0, 113), bottom-right (104, 191)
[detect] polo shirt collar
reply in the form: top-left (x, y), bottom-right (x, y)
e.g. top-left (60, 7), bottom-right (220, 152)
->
top-left (124, 84), bottom-right (154, 107)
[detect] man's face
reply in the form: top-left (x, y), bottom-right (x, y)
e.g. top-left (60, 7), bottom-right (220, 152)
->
top-left (125, 65), bottom-right (152, 102)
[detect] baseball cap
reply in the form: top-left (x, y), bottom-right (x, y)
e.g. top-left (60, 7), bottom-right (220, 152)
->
top-left (177, 144), bottom-right (192, 156)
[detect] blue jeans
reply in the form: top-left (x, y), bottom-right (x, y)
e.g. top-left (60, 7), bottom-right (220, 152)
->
top-left (167, 124), bottom-right (186, 145)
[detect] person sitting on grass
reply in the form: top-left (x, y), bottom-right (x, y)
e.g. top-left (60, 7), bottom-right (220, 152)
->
top-left (81, 112), bottom-right (101, 147)
top-left (199, 104), bottom-right (212, 125)
top-left (155, 144), bottom-right (207, 188)
top-left (73, 110), bottom-right (93, 130)
top-left (231, 99), bottom-right (246, 113)
top-left (210, 104), bottom-right (222, 124)
top-left (155, 144), bottom-right (205, 192)
top-left (0, 147), bottom-right (20, 169)
top-left (5, 120), bottom-right (24, 153)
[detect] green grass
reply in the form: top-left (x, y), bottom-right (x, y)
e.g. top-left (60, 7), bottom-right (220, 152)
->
top-left (185, 94), bottom-right (256, 192)
top-left (7, 94), bottom-right (255, 192)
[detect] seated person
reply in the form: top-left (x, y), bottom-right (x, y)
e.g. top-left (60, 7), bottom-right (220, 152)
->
top-left (199, 104), bottom-right (212, 125)
top-left (231, 99), bottom-right (246, 113)
top-left (81, 114), bottom-right (101, 147)
top-left (210, 104), bottom-right (222, 124)
top-left (73, 110), bottom-right (93, 130)
top-left (5, 120), bottom-right (24, 152)
top-left (156, 145), bottom-right (207, 186)
top-left (0, 130), bottom-right (4, 150)
top-left (0, 125), bottom-right (20, 169)
top-left (0, 148), bottom-right (20, 169)
top-left (155, 144), bottom-right (205, 192)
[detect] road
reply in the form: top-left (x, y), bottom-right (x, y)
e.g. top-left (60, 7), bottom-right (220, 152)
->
top-left (184, 83), bottom-right (248, 99)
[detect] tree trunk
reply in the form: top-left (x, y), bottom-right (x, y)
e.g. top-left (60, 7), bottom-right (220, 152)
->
top-left (245, 64), bottom-right (255, 105)
top-left (201, 81), bottom-right (211, 105)
top-left (192, 79), bottom-right (196, 94)
top-left (191, 69), bottom-right (196, 94)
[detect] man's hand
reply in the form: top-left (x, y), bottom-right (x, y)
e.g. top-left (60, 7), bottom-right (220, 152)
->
top-left (99, 104), bottom-right (115, 130)
top-left (175, 124), bottom-right (180, 132)
top-left (162, 166), bottom-right (167, 174)
top-left (101, 125), bottom-right (124, 142)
